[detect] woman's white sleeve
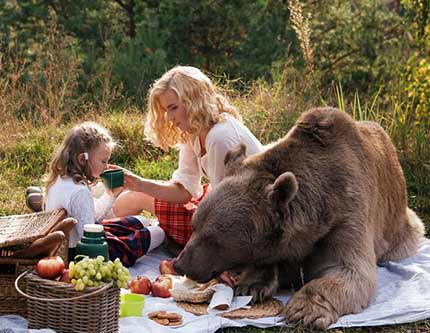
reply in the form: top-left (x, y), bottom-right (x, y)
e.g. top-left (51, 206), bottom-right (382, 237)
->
top-left (171, 143), bottom-right (202, 198)
top-left (206, 137), bottom-right (238, 187)
top-left (93, 192), bottom-right (115, 222)
top-left (68, 188), bottom-right (97, 242)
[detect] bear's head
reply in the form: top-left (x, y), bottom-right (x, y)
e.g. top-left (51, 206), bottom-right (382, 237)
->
top-left (174, 143), bottom-right (298, 282)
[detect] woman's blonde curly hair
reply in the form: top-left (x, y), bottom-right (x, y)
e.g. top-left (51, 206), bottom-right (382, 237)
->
top-left (45, 122), bottom-right (116, 191)
top-left (144, 66), bottom-right (241, 151)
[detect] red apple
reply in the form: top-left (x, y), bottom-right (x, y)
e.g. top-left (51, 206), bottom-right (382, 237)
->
top-left (36, 256), bottom-right (65, 279)
top-left (129, 275), bottom-right (152, 295)
top-left (159, 259), bottom-right (177, 275)
top-left (59, 269), bottom-right (71, 283)
top-left (151, 275), bottom-right (172, 298)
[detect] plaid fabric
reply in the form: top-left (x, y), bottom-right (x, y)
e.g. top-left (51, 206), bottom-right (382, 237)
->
top-left (154, 183), bottom-right (211, 246)
top-left (98, 216), bottom-right (151, 267)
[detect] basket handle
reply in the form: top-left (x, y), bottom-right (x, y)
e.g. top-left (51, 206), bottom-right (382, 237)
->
top-left (15, 270), bottom-right (114, 302)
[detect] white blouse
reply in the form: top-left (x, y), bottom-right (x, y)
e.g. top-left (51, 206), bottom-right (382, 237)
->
top-left (171, 113), bottom-right (263, 198)
top-left (45, 176), bottom-right (114, 247)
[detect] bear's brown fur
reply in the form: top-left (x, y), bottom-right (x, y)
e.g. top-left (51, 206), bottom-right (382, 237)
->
top-left (174, 107), bottom-right (424, 328)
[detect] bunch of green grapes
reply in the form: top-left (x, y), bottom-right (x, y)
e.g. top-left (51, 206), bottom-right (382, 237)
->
top-left (69, 256), bottom-right (130, 291)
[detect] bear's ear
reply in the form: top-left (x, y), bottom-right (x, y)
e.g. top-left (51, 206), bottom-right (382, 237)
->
top-left (224, 143), bottom-right (247, 177)
top-left (266, 172), bottom-right (298, 226)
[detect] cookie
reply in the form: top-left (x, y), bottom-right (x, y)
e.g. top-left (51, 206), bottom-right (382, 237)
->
top-left (168, 319), bottom-right (183, 326)
top-left (148, 311), bottom-right (183, 326)
top-left (152, 318), bottom-right (169, 326)
top-left (157, 312), bottom-right (182, 321)
top-left (148, 310), bottom-right (165, 319)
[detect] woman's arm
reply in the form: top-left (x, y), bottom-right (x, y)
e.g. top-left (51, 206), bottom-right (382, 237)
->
top-left (124, 173), bottom-right (192, 204)
top-left (107, 164), bottom-right (192, 204)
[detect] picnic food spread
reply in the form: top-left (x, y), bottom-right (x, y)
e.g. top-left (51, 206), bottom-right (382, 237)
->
top-left (10, 233), bottom-right (127, 333)
top-left (132, 262), bottom-right (284, 324)
top-left (148, 310), bottom-right (183, 326)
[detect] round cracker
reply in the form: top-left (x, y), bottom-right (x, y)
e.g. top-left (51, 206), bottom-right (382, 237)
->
top-left (151, 317), bottom-right (170, 326)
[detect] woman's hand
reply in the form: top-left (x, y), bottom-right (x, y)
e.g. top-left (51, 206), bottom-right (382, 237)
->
top-left (123, 172), bottom-right (145, 192)
top-left (106, 164), bottom-right (129, 172)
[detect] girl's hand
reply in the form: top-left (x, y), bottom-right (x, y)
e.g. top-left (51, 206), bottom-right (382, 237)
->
top-left (106, 186), bottom-right (124, 198)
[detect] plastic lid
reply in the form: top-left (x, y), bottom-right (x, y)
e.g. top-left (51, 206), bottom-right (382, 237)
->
top-left (83, 224), bottom-right (104, 233)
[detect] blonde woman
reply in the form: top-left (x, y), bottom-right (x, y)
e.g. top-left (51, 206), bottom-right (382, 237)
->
top-left (112, 66), bottom-right (263, 249)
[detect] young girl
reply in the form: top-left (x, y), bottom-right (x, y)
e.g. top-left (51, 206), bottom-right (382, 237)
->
top-left (111, 66), bottom-right (263, 250)
top-left (44, 121), bottom-right (165, 266)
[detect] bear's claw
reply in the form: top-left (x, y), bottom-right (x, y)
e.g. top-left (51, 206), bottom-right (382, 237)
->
top-left (283, 289), bottom-right (338, 329)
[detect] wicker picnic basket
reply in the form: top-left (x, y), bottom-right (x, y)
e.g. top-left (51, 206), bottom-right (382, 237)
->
top-left (177, 298), bottom-right (284, 319)
top-left (0, 257), bottom-right (40, 317)
top-left (0, 209), bottom-right (68, 317)
top-left (171, 279), bottom-right (218, 303)
top-left (15, 271), bottom-right (120, 333)
top-left (0, 209), bottom-right (67, 249)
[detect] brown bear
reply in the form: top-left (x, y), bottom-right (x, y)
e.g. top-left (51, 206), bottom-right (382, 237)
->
top-left (173, 107), bottom-right (424, 328)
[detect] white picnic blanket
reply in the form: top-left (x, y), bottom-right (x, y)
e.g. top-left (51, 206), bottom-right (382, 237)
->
top-left (121, 237), bottom-right (430, 332)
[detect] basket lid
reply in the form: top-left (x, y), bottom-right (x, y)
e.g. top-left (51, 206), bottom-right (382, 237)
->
top-left (0, 209), bottom-right (66, 248)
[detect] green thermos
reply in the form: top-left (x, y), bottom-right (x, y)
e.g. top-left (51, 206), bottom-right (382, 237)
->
top-left (76, 224), bottom-right (110, 261)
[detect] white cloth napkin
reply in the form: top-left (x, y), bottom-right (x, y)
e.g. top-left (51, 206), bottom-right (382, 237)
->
top-left (207, 284), bottom-right (252, 314)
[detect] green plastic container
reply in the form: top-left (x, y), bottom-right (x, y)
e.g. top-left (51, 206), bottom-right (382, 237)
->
top-left (101, 169), bottom-right (124, 189)
top-left (76, 224), bottom-right (109, 261)
top-left (120, 293), bottom-right (145, 317)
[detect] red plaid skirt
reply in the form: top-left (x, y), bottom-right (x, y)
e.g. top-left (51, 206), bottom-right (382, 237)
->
top-left (154, 184), bottom-right (211, 246)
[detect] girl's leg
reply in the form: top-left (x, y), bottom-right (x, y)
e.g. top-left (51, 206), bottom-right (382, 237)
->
top-left (133, 215), bottom-right (154, 228)
top-left (112, 191), bottom-right (155, 217)
top-left (101, 216), bottom-right (165, 267)
top-left (147, 226), bottom-right (165, 252)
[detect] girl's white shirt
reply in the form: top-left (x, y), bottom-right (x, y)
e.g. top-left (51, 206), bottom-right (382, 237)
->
top-left (45, 176), bottom-right (114, 247)
top-left (171, 113), bottom-right (264, 199)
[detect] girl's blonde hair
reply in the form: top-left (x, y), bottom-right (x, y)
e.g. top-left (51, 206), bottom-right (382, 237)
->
top-left (144, 66), bottom-right (241, 151)
top-left (45, 122), bottom-right (116, 191)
